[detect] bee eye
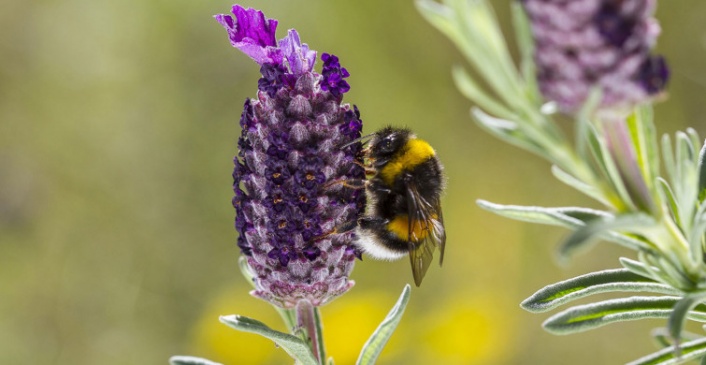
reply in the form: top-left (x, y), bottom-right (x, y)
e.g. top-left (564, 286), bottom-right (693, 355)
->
top-left (378, 136), bottom-right (396, 153)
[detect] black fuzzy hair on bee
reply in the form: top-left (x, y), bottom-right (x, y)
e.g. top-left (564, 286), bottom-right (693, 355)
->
top-left (353, 126), bottom-right (446, 286)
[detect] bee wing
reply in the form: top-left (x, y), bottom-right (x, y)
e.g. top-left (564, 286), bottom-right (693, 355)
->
top-left (409, 236), bottom-right (435, 287)
top-left (406, 179), bottom-right (446, 286)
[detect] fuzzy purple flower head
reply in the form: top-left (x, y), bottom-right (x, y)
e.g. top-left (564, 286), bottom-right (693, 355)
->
top-left (522, 0), bottom-right (669, 114)
top-left (216, 5), bottom-right (365, 308)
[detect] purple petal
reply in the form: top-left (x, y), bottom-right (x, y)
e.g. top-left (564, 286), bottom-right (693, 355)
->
top-left (214, 5), bottom-right (283, 65)
top-left (279, 29), bottom-right (317, 75)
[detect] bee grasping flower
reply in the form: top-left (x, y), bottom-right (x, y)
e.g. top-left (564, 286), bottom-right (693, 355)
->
top-left (216, 5), bottom-right (365, 308)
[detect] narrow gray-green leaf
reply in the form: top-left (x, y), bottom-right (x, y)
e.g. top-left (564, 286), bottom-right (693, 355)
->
top-left (477, 200), bottom-right (607, 227)
top-left (698, 140), bottom-right (706, 201)
top-left (651, 328), bottom-right (704, 351)
top-left (658, 178), bottom-right (682, 227)
top-left (626, 337), bottom-right (706, 365)
top-left (478, 200), bottom-right (652, 253)
top-left (558, 213), bottom-right (655, 261)
top-left (521, 268), bottom-right (678, 313)
top-left (452, 66), bottom-right (516, 121)
top-left (510, 1), bottom-right (539, 103)
top-left (620, 257), bottom-right (661, 280)
top-left (220, 315), bottom-right (317, 365)
top-left (543, 296), bottom-right (706, 335)
top-left (662, 134), bottom-right (677, 185)
top-left (627, 105), bottom-right (659, 193)
top-left (551, 165), bottom-right (610, 205)
top-left (169, 356), bottom-right (223, 365)
top-left (356, 285), bottom-right (411, 365)
top-left (471, 107), bottom-right (549, 159)
top-left (669, 293), bottom-right (706, 349)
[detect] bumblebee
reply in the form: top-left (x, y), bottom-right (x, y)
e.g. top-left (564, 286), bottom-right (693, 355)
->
top-left (345, 126), bottom-right (446, 286)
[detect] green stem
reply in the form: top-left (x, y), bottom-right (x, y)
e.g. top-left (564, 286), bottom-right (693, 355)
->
top-left (313, 307), bottom-right (326, 364)
top-left (296, 300), bottom-right (324, 365)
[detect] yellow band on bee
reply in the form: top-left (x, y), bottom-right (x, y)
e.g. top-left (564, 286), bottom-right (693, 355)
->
top-left (386, 214), bottom-right (437, 242)
top-left (379, 139), bottom-right (435, 186)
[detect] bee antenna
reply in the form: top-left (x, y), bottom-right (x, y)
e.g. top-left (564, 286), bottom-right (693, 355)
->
top-left (340, 132), bottom-right (375, 149)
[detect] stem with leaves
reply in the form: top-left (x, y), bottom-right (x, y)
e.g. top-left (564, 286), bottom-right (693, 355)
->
top-left (418, 0), bottom-right (706, 364)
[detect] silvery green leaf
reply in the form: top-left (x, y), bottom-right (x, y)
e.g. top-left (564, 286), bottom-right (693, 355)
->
top-left (510, 1), bottom-right (540, 104)
top-left (662, 134), bottom-right (677, 185)
top-left (576, 88), bottom-right (603, 126)
top-left (558, 213), bottom-right (655, 261)
top-left (169, 356), bottom-right (223, 365)
top-left (452, 0), bottom-right (525, 107)
top-left (586, 121), bottom-right (611, 177)
top-left (652, 328), bottom-right (677, 349)
top-left (356, 285), bottom-right (411, 365)
top-left (471, 108), bottom-right (550, 160)
top-left (657, 178), bottom-right (682, 227)
top-left (476, 200), bottom-right (606, 227)
top-left (543, 296), bottom-right (706, 335)
top-left (521, 268), bottom-right (678, 313)
top-left (219, 315), bottom-right (317, 365)
top-left (627, 105), bottom-right (659, 193)
top-left (574, 88), bottom-right (602, 162)
top-left (626, 337), bottom-right (706, 365)
top-left (552, 165), bottom-right (610, 206)
top-left (697, 140), bottom-right (706, 201)
top-left (638, 251), bottom-right (692, 291)
top-left (651, 328), bottom-right (703, 350)
top-left (620, 257), bottom-right (662, 280)
top-left (597, 121), bottom-right (642, 211)
top-left (477, 200), bottom-right (650, 253)
top-left (688, 129), bottom-right (702, 155)
top-left (669, 293), bottom-right (706, 350)
top-left (584, 121), bottom-right (630, 211)
top-left (416, 0), bottom-right (526, 111)
top-left (452, 67), bottom-right (518, 121)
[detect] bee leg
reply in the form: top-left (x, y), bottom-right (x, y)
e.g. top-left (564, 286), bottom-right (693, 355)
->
top-left (311, 219), bottom-right (359, 242)
top-left (366, 180), bottom-right (392, 195)
top-left (350, 160), bottom-right (376, 175)
top-left (358, 216), bottom-right (389, 230)
top-left (323, 178), bottom-right (367, 190)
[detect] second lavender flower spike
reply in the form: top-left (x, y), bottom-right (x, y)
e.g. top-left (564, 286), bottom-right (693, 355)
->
top-left (522, 0), bottom-right (670, 114)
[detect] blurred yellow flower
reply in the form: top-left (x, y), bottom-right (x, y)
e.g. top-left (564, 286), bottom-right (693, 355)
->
top-left (416, 294), bottom-right (516, 365)
top-left (190, 286), bottom-right (412, 364)
top-left (321, 290), bottom-right (407, 364)
top-left (189, 285), bottom-right (291, 365)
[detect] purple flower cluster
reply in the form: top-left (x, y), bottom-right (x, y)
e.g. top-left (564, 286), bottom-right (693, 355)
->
top-left (522, 0), bottom-right (669, 114)
top-left (217, 5), bottom-right (365, 308)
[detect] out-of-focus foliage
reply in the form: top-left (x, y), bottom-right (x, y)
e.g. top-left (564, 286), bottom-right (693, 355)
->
top-left (2, 0), bottom-right (706, 364)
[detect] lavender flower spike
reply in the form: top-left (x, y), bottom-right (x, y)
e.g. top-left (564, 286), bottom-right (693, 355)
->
top-left (217, 5), bottom-right (365, 308)
top-left (522, 0), bottom-right (670, 114)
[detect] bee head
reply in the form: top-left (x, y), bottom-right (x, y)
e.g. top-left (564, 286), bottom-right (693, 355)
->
top-left (369, 127), bottom-right (413, 166)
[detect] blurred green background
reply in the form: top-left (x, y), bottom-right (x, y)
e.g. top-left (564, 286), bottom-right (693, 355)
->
top-left (2, 0), bottom-right (706, 364)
